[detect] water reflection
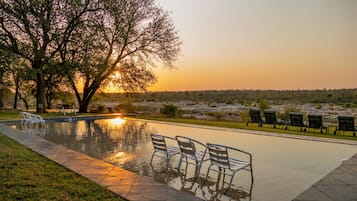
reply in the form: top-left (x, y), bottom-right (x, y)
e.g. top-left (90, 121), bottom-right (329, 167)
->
top-left (178, 164), bottom-right (253, 201)
top-left (10, 118), bottom-right (357, 201)
top-left (13, 118), bottom-right (253, 200)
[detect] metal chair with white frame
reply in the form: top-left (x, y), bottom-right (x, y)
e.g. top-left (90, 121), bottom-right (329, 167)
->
top-left (175, 136), bottom-right (209, 178)
top-left (150, 134), bottom-right (180, 168)
top-left (205, 143), bottom-right (253, 193)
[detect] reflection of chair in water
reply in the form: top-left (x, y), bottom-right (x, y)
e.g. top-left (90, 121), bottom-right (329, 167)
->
top-left (150, 134), bottom-right (180, 168)
top-left (205, 143), bottom-right (253, 195)
top-left (175, 136), bottom-right (209, 178)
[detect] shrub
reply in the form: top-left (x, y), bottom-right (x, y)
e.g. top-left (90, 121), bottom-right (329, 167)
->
top-left (97, 105), bottom-right (106, 113)
top-left (116, 103), bottom-right (136, 114)
top-left (240, 111), bottom-right (249, 123)
top-left (278, 106), bottom-right (301, 121)
top-left (160, 104), bottom-right (178, 117)
top-left (258, 99), bottom-right (270, 111)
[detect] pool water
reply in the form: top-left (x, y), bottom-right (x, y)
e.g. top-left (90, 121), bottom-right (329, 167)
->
top-left (13, 118), bottom-right (357, 201)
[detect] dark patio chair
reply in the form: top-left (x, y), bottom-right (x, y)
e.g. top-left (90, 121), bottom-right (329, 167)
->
top-left (287, 112), bottom-right (306, 131)
top-left (175, 136), bottom-right (209, 178)
top-left (263, 110), bottom-right (285, 128)
top-left (307, 114), bottom-right (327, 134)
top-left (205, 143), bottom-right (253, 193)
top-left (246, 109), bottom-right (262, 127)
top-left (334, 116), bottom-right (356, 137)
top-left (150, 134), bottom-right (180, 168)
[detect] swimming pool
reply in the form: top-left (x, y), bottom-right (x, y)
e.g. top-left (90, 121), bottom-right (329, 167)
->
top-left (12, 118), bottom-right (357, 201)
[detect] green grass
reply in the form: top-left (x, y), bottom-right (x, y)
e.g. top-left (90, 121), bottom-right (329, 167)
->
top-left (0, 133), bottom-right (126, 201)
top-left (0, 110), bottom-right (99, 120)
top-left (142, 117), bottom-right (357, 141)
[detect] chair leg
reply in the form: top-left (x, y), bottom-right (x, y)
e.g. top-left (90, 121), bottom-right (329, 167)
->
top-left (225, 170), bottom-right (237, 193)
top-left (250, 164), bottom-right (254, 185)
top-left (177, 155), bottom-right (184, 171)
top-left (150, 151), bottom-right (156, 166)
top-left (204, 164), bottom-right (213, 185)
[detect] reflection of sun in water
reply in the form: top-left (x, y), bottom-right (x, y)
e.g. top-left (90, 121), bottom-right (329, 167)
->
top-left (109, 117), bottom-right (126, 127)
top-left (105, 151), bottom-right (134, 165)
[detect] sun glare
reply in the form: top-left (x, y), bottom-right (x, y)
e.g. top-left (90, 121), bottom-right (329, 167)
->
top-left (109, 117), bottom-right (126, 127)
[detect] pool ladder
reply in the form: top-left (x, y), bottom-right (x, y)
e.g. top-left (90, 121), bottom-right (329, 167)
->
top-left (61, 105), bottom-right (77, 122)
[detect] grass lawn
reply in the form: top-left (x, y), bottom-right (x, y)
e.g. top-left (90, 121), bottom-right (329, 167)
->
top-left (0, 133), bottom-right (126, 201)
top-left (143, 117), bottom-right (357, 141)
top-left (0, 110), bottom-right (99, 120)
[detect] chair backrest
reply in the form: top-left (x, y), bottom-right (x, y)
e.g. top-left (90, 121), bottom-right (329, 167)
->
top-left (264, 110), bottom-right (277, 124)
top-left (249, 109), bottom-right (262, 123)
top-left (151, 134), bottom-right (168, 152)
top-left (176, 136), bottom-right (196, 156)
top-left (289, 112), bottom-right (304, 127)
top-left (207, 143), bottom-right (230, 169)
top-left (308, 114), bottom-right (323, 129)
top-left (338, 116), bottom-right (355, 131)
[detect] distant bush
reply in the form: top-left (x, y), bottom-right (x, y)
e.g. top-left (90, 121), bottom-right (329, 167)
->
top-left (240, 111), bottom-right (249, 123)
top-left (205, 111), bottom-right (225, 120)
top-left (258, 99), bottom-right (270, 111)
top-left (116, 103), bottom-right (136, 114)
top-left (278, 106), bottom-right (301, 121)
top-left (160, 104), bottom-right (178, 118)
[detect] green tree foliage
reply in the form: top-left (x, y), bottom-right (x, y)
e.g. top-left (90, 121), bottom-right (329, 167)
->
top-left (62, 0), bottom-right (181, 112)
top-left (1, 0), bottom-right (181, 113)
top-left (258, 99), bottom-right (270, 111)
top-left (160, 104), bottom-right (178, 118)
top-left (0, 0), bottom-right (102, 112)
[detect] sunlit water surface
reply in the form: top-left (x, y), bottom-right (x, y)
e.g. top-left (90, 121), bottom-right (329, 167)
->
top-left (12, 118), bottom-right (357, 201)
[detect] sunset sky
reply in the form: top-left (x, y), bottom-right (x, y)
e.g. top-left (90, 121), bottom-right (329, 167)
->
top-left (149, 0), bottom-right (357, 91)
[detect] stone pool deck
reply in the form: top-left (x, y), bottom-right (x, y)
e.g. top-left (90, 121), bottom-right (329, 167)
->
top-left (1, 120), bottom-right (356, 201)
top-left (293, 153), bottom-right (357, 201)
top-left (0, 124), bottom-right (203, 201)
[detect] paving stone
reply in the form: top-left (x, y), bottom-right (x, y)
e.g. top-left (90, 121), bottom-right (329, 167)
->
top-left (332, 174), bottom-right (357, 185)
top-left (314, 184), bottom-right (357, 201)
top-left (127, 185), bottom-right (168, 201)
top-left (293, 187), bottom-right (334, 201)
top-left (315, 175), bottom-right (344, 185)
top-left (108, 185), bottom-right (132, 198)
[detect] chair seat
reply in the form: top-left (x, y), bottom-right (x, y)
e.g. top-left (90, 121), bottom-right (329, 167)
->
top-left (184, 150), bottom-right (209, 162)
top-left (166, 146), bottom-right (180, 156)
top-left (205, 143), bottom-right (253, 192)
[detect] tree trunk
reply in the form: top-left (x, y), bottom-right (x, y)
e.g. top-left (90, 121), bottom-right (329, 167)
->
top-left (36, 73), bottom-right (46, 113)
top-left (76, 81), bottom-right (101, 113)
top-left (46, 91), bottom-right (53, 109)
top-left (79, 102), bottom-right (89, 113)
top-left (18, 93), bottom-right (29, 110)
top-left (13, 76), bottom-right (20, 109)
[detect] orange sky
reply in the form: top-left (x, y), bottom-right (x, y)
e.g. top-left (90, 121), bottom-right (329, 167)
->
top-left (148, 0), bottom-right (357, 91)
